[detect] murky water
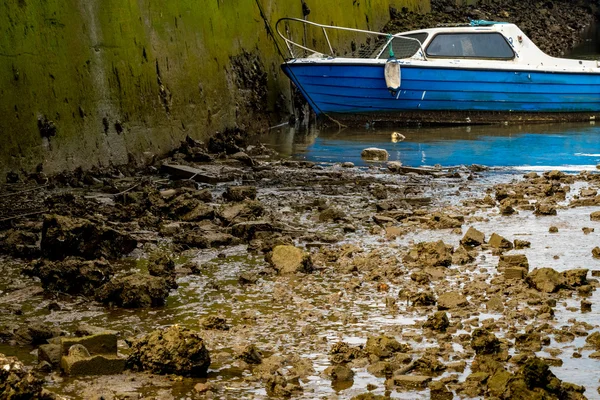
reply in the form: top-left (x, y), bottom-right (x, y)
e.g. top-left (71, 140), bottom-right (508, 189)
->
top-left (261, 123), bottom-right (600, 170)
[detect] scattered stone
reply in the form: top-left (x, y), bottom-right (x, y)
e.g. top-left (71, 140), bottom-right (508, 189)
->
top-left (488, 233), bottom-right (513, 250)
top-left (535, 202), bottom-right (557, 216)
top-left (38, 344), bottom-right (61, 367)
top-left (591, 211), bottom-right (600, 221)
top-left (452, 245), bottom-right (475, 265)
top-left (498, 254), bottom-right (529, 271)
top-left (235, 344), bottom-right (263, 364)
top-left (341, 162), bottom-right (354, 168)
top-left (514, 239), bottom-right (531, 249)
top-left (583, 227), bottom-right (595, 235)
top-left (223, 186), bottom-right (257, 202)
top-left (127, 325), bottom-right (210, 376)
top-left (200, 316), bottom-right (230, 331)
top-left (526, 268), bottom-right (565, 293)
top-left (319, 207), bottom-right (346, 222)
top-left (581, 300), bottom-right (592, 312)
top-left (471, 328), bottom-right (500, 355)
top-left (593, 247), bottom-right (600, 259)
top-left (403, 240), bottom-right (452, 268)
top-left (361, 148), bottom-right (389, 161)
top-left (324, 365), bottom-right (354, 382)
top-left (423, 312), bottom-right (449, 332)
top-left (386, 374), bottom-right (431, 390)
top-left (329, 342), bottom-right (364, 364)
top-left (549, 226), bottom-right (559, 233)
top-left (0, 353), bottom-right (53, 399)
top-left (486, 295), bottom-right (504, 313)
top-left (460, 226), bottom-right (485, 247)
top-left (437, 292), bottom-right (468, 310)
top-left (365, 335), bottom-right (409, 359)
top-left (267, 245), bottom-right (313, 274)
top-left (41, 214), bottom-right (137, 260)
top-left (95, 273), bottom-right (170, 308)
top-left (429, 380), bottom-right (453, 400)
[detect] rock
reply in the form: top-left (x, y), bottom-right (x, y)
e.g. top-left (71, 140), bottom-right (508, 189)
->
top-left (387, 375), bottom-right (431, 389)
top-left (265, 375), bottom-right (303, 397)
top-left (319, 207), bottom-right (346, 222)
top-left (410, 291), bottom-right (436, 307)
top-left (535, 202), bottom-right (557, 216)
top-left (498, 254), bottom-right (529, 271)
top-left (229, 151), bottom-right (256, 166)
top-left (591, 211), bottom-right (600, 221)
top-left (563, 269), bottom-right (588, 287)
top-left (13, 322), bottom-right (61, 345)
top-left (231, 221), bottom-right (276, 240)
top-left (387, 161), bottom-right (403, 172)
top-left (499, 204), bottom-right (516, 215)
top-left (549, 226), bottom-right (558, 233)
top-left (413, 354), bottom-right (446, 375)
top-left (427, 212), bottom-right (463, 229)
top-left (403, 240), bottom-right (452, 268)
top-left (437, 292), bottom-right (468, 310)
top-left (586, 331), bottom-right (600, 349)
top-left (471, 328), bottom-right (500, 355)
top-left (0, 353), bottom-right (51, 399)
top-left (223, 186), bottom-right (257, 202)
top-left (95, 273), bottom-right (170, 308)
top-left (486, 295), bottom-right (504, 313)
top-left (147, 251), bottom-right (177, 289)
top-left (235, 344), bottom-right (262, 364)
top-left (200, 316), bottom-right (230, 331)
top-left (452, 245), bottom-right (474, 265)
top-left (61, 348), bottom-right (125, 376)
top-left (461, 227), bottom-right (485, 247)
top-left (593, 247), bottom-right (600, 259)
top-left (218, 200), bottom-right (264, 224)
top-left (423, 312), bottom-right (449, 332)
top-left (175, 230), bottom-right (239, 249)
top-left (61, 334), bottom-right (117, 357)
top-left (488, 233), bottom-right (513, 250)
top-left (583, 227), bottom-right (595, 235)
top-left (514, 239), bottom-right (531, 249)
top-left (329, 342), bottom-right (364, 364)
top-left (38, 344), bottom-right (61, 367)
top-left (341, 162), bottom-right (354, 168)
top-left (361, 148), bottom-right (389, 161)
top-left (127, 325), bottom-right (210, 376)
top-left (526, 268), bottom-right (565, 293)
top-left (268, 245), bottom-right (313, 275)
top-left (504, 267), bottom-right (527, 280)
top-left (324, 365), bottom-right (354, 382)
top-left (24, 258), bottom-right (114, 296)
top-left (429, 380), bottom-right (453, 400)
top-left (41, 214), bottom-right (137, 260)
top-left (365, 335), bottom-right (409, 359)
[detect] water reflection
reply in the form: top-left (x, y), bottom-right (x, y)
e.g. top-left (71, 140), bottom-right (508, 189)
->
top-left (261, 122), bottom-right (600, 169)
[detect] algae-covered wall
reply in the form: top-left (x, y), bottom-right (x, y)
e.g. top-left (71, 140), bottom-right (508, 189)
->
top-left (0, 0), bottom-right (428, 177)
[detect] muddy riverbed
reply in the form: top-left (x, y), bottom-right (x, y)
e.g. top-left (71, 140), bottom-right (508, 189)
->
top-left (2, 132), bottom-right (600, 399)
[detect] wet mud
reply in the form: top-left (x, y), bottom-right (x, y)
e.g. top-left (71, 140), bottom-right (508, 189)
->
top-left (1, 131), bottom-right (600, 399)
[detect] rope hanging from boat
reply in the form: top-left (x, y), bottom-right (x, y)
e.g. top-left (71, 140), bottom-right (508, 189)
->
top-left (254, 0), bottom-right (347, 129)
top-left (387, 34), bottom-right (395, 59)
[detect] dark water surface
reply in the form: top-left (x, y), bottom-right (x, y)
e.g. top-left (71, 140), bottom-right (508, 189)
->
top-left (261, 122), bottom-right (600, 170)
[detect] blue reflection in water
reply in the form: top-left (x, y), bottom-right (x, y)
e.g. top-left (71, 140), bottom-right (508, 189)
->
top-left (262, 123), bottom-right (600, 169)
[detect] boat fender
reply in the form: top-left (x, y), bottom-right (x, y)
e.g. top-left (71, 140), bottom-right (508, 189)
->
top-left (384, 59), bottom-right (401, 94)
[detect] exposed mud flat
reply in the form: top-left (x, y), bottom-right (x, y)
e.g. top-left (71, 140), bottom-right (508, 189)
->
top-left (1, 133), bottom-right (600, 399)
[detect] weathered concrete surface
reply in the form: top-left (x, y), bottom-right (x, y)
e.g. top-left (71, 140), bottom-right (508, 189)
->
top-left (0, 0), bottom-right (428, 179)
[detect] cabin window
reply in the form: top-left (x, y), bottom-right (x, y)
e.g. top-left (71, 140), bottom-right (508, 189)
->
top-left (377, 33), bottom-right (428, 59)
top-left (425, 32), bottom-right (514, 59)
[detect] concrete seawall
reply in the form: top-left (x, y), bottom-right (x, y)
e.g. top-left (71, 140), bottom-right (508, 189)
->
top-left (0, 0), bottom-right (428, 179)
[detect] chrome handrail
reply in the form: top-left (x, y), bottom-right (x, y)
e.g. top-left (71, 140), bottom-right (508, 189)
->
top-left (275, 17), bottom-right (426, 60)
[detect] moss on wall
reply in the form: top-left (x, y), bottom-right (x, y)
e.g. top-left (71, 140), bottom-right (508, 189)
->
top-left (0, 0), bottom-right (429, 178)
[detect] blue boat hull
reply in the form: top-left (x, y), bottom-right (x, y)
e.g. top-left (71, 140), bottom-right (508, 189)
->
top-left (281, 63), bottom-right (600, 123)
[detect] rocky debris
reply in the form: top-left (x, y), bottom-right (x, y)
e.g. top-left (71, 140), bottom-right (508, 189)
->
top-left (127, 325), bottom-right (210, 376)
top-left (403, 240), bottom-right (452, 268)
top-left (386, 374), bottom-right (431, 390)
top-left (437, 292), bottom-right (468, 310)
top-left (0, 353), bottom-right (55, 399)
top-left (324, 364), bottom-right (354, 382)
top-left (38, 343), bottom-right (61, 367)
top-left (11, 322), bottom-right (62, 345)
top-left (429, 380), bottom-right (453, 400)
top-left (267, 245), bottom-right (313, 274)
top-left (329, 342), bottom-right (365, 364)
top-left (223, 186), bottom-right (257, 202)
top-left (60, 334), bottom-right (124, 375)
top-left (265, 375), bottom-right (303, 397)
top-left (23, 258), bottom-right (114, 296)
top-left (41, 214), bottom-right (137, 260)
top-left (471, 328), bottom-right (501, 355)
top-left (365, 335), bottom-right (410, 359)
top-left (0, 229), bottom-right (41, 258)
top-left (235, 344), bottom-right (263, 364)
top-left (593, 247), bottom-right (600, 259)
top-left (361, 148), bottom-right (389, 161)
top-left (410, 291), bottom-right (436, 307)
top-left (175, 230), bottom-right (240, 249)
top-left (319, 207), bottom-right (346, 222)
top-left (452, 245), bottom-right (475, 265)
top-left (591, 211), bottom-right (600, 221)
top-left (427, 212), bottom-right (463, 229)
top-left (218, 200), bottom-right (264, 224)
top-left (200, 316), bottom-right (230, 331)
top-left (526, 268), bottom-right (589, 293)
top-left (514, 239), bottom-right (531, 249)
top-left (488, 233), bottom-right (513, 251)
top-left (535, 201), bottom-right (557, 216)
top-left (95, 273), bottom-right (170, 308)
top-left (498, 254), bottom-right (529, 271)
top-left (423, 311), bottom-right (449, 332)
top-left (461, 227), bottom-right (485, 247)
top-left (147, 251), bottom-right (177, 289)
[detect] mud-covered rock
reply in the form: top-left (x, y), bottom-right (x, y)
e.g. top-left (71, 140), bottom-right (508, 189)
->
top-left (267, 245), bottom-right (313, 274)
top-left (0, 353), bottom-right (55, 399)
top-left (437, 292), bottom-right (468, 310)
top-left (265, 375), bottom-right (303, 397)
top-left (460, 227), bottom-right (485, 247)
top-left (147, 251), bottom-right (177, 289)
top-left (361, 148), bottom-right (389, 161)
top-left (41, 214), bottom-right (137, 260)
top-left (471, 328), bottom-right (501, 355)
top-left (200, 316), bottom-right (230, 331)
top-left (127, 325), bottom-right (210, 376)
top-left (95, 273), bottom-right (170, 308)
top-left (423, 311), bottom-right (449, 332)
top-left (24, 258), bottom-right (114, 296)
top-left (0, 229), bottom-right (41, 258)
top-left (329, 342), bottom-right (364, 364)
top-left (365, 335), bottom-right (409, 359)
top-left (223, 186), bottom-right (257, 202)
top-left (324, 364), bottom-right (354, 382)
top-left (235, 344), bottom-right (262, 364)
top-left (403, 240), bottom-right (452, 268)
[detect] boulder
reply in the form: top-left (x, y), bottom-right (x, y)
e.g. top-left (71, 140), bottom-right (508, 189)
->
top-left (563, 269), bottom-right (588, 287)
top-left (13, 322), bottom-right (61, 345)
top-left (591, 211), bottom-right (600, 221)
top-left (361, 148), bottom-right (389, 161)
top-left (452, 245), bottom-right (475, 265)
top-left (498, 254), bottom-right (529, 271)
top-left (38, 344), bottom-right (61, 367)
top-left (147, 251), bottom-right (177, 289)
top-left (386, 375), bottom-right (431, 389)
top-left (200, 316), bottom-right (230, 331)
top-left (223, 186), bottom-right (257, 202)
top-left (329, 342), bottom-right (364, 364)
top-left (460, 227), bottom-right (485, 247)
top-left (471, 328), bottom-right (500, 355)
top-left (593, 247), bottom-right (600, 259)
top-left (526, 268), bottom-right (564, 293)
top-left (488, 233), bottom-right (513, 250)
top-left (127, 325), bottom-right (210, 376)
top-left (535, 202), bottom-right (557, 216)
top-left (24, 258), bottom-right (114, 296)
top-left (268, 245), bottom-right (313, 275)
top-left (95, 273), bottom-right (170, 308)
top-left (365, 335), bottom-right (409, 359)
top-left (514, 239), bottom-right (531, 249)
top-left (437, 292), bottom-right (468, 310)
top-left (0, 353), bottom-right (52, 399)
top-left (423, 312), bottom-right (449, 332)
top-left (403, 240), bottom-right (452, 268)
top-left (41, 214), bottom-right (137, 260)
top-left (504, 267), bottom-right (527, 280)
top-left (235, 344), bottom-right (263, 365)
top-left (324, 365), bottom-right (354, 382)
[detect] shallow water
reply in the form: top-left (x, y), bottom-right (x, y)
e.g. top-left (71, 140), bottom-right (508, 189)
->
top-left (261, 122), bottom-right (600, 169)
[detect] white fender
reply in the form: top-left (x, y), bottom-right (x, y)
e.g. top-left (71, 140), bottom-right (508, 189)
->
top-left (384, 59), bottom-right (401, 91)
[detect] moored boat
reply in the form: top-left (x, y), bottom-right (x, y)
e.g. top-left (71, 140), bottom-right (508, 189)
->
top-left (276, 18), bottom-right (600, 124)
